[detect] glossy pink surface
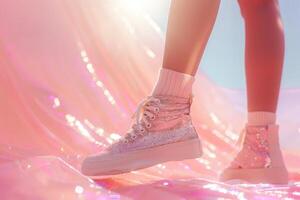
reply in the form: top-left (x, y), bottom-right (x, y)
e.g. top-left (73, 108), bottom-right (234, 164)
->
top-left (0, 1), bottom-right (299, 199)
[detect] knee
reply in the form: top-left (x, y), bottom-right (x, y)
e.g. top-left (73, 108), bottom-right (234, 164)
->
top-left (238, 0), bottom-right (278, 17)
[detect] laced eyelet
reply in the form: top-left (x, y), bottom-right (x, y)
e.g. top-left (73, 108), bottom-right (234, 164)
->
top-left (131, 134), bottom-right (137, 140)
top-left (150, 115), bottom-right (155, 120)
top-left (140, 128), bottom-right (145, 132)
top-left (154, 107), bottom-right (159, 113)
top-left (124, 139), bottom-right (129, 143)
top-left (146, 123), bottom-right (152, 128)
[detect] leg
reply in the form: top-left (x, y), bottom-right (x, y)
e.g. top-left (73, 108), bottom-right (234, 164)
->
top-left (82, 1), bottom-right (221, 176)
top-left (241, 0), bottom-right (284, 113)
top-left (152, 0), bottom-right (220, 98)
top-left (163, 0), bottom-right (220, 75)
top-left (220, 0), bottom-right (288, 184)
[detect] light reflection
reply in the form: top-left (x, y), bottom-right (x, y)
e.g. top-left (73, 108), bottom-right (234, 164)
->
top-left (293, 191), bottom-right (300, 196)
top-left (121, 16), bottom-right (136, 35)
top-left (203, 183), bottom-right (248, 200)
top-left (96, 81), bottom-right (104, 88)
top-left (75, 185), bottom-right (84, 194)
top-left (144, 13), bottom-right (163, 36)
top-left (65, 114), bottom-right (103, 145)
top-left (143, 46), bottom-right (156, 59)
top-left (86, 63), bottom-right (95, 74)
top-left (80, 50), bottom-right (116, 105)
top-left (80, 50), bottom-right (87, 57)
top-left (110, 133), bottom-right (121, 140)
top-left (53, 97), bottom-right (60, 108)
top-left (203, 147), bottom-right (216, 159)
top-left (95, 128), bottom-right (104, 136)
top-left (224, 129), bottom-right (239, 141)
top-left (210, 112), bottom-right (221, 125)
top-left (162, 181), bottom-right (169, 186)
top-left (106, 138), bottom-right (113, 144)
top-left (212, 129), bottom-right (231, 144)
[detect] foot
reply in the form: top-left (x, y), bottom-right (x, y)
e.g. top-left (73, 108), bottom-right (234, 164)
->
top-left (220, 124), bottom-right (288, 184)
top-left (81, 95), bottom-right (202, 176)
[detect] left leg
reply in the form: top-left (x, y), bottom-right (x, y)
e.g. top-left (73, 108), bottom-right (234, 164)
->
top-left (242, 0), bottom-right (284, 114)
top-left (220, 0), bottom-right (288, 184)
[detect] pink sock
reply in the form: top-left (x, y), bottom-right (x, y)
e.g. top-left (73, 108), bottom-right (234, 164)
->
top-left (151, 68), bottom-right (194, 98)
top-left (247, 111), bottom-right (276, 126)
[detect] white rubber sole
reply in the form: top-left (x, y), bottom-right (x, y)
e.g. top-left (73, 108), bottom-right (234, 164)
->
top-left (220, 167), bottom-right (289, 184)
top-left (81, 138), bottom-right (202, 177)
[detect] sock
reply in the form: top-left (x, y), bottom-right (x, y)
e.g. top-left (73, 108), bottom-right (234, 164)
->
top-left (247, 111), bottom-right (276, 126)
top-left (151, 68), bottom-right (195, 98)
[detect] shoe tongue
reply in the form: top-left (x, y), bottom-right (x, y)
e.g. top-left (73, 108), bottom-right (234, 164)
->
top-left (154, 95), bottom-right (190, 104)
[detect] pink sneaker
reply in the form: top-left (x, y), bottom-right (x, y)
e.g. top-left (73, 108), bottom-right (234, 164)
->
top-left (220, 124), bottom-right (288, 184)
top-left (81, 95), bottom-right (202, 176)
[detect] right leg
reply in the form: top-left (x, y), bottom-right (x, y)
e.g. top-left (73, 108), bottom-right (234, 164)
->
top-left (163, 0), bottom-right (220, 75)
top-left (152, 0), bottom-right (220, 99)
top-left (81, 1), bottom-right (220, 176)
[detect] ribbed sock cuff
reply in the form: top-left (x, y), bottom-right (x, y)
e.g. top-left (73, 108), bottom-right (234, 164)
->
top-left (151, 68), bottom-right (194, 98)
top-left (248, 111), bottom-right (276, 126)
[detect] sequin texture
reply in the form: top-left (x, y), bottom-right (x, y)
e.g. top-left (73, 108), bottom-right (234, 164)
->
top-left (106, 95), bottom-right (198, 154)
top-left (229, 125), bottom-right (272, 169)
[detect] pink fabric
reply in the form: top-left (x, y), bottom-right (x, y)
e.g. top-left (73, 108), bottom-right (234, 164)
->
top-left (0, 1), bottom-right (299, 199)
top-left (152, 68), bottom-right (195, 98)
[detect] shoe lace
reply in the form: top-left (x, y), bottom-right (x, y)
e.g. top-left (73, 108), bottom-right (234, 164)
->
top-left (121, 96), bottom-right (161, 143)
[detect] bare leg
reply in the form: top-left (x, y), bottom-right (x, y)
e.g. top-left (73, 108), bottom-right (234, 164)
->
top-left (162, 0), bottom-right (220, 75)
top-left (239, 0), bottom-right (284, 112)
top-left (82, 0), bottom-right (222, 177)
top-left (219, 0), bottom-right (287, 184)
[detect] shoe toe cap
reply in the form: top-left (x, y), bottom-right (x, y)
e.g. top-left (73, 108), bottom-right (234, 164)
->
top-left (81, 152), bottom-right (111, 176)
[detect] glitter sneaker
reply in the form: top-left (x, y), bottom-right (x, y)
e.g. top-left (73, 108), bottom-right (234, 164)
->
top-left (220, 124), bottom-right (288, 184)
top-left (81, 95), bottom-right (202, 176)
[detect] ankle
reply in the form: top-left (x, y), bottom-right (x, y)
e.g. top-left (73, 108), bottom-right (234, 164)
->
top-left (151, 68), bottom-right (194, 98)
top-left (247, 111), bottom-right (276, 126)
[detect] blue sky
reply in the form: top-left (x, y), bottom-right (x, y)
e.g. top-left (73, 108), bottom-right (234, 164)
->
top-left (148, 1), bottom-right (300, 89)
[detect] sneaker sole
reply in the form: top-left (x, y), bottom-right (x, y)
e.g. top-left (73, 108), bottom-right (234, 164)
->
top-left (82, 137), bottom-right (202, 177)
top-left (219, 167), bottom-right (289, 184)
